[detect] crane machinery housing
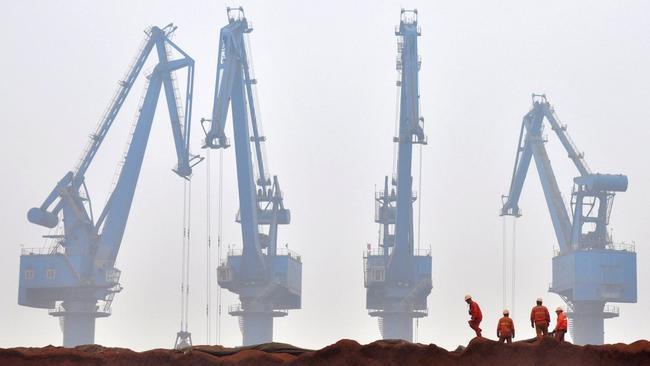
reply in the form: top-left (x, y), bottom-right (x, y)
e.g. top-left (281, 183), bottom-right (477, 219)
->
top-left (19, 24), bottom-right (201, 347)
top-left (204, 7), bottom-right (301, 346)
top-left (364, 9), bottom-right (432, 342)
top-left (501, 94), bottom-right (637, 345)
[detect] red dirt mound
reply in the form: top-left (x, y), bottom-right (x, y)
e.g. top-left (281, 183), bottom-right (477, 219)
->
top-left (1, 337), bottom-right (649, 366)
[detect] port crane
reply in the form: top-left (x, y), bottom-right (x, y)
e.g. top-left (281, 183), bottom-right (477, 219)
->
top-left (204, 7), bottom-right (301, 346)
top-left (501, 94), bottom-right (637, 345)
top-left (364, 9), bottom-right (432, 341)
top-left (19, 24), bottom-right (201, 347)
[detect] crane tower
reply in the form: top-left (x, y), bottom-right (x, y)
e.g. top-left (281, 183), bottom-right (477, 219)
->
top-left (364, 9), bottom-right (432, 341)
top-left (19, 24), bottom-right (200, 346)
top-left (204, 8), bottom-right (301, 346)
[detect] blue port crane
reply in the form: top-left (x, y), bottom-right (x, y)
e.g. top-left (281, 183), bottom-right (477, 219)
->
top-left (19, 24), bottom-right (201, 347)
top-left (501, 94), bottom-right (637, 345)
top-left (203, 7), bottom-right (301, 346)
top-left (364, 9), bottom-right (432, 341)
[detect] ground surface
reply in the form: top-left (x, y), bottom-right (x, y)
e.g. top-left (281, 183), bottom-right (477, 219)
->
top-left (2, 337), bottom-right (649, 365)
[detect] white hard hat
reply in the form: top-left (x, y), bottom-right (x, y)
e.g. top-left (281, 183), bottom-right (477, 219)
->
top-left (556, 307), bottom-right (563, 312)
top-left (536, 297), bottom-right (543, 302)
top-left (464, 294), bottom-right (472, 301)
top-left (503, 309), bottom-right (510, 315)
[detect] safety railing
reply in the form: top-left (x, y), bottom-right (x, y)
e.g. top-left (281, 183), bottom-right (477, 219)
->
top-left (225, 247), bottom-right (301, 261)
top-left (228, 303), bottom-right (244, 314)
top-left (275, 248), bottom-right (301, 262)
top-left (553, 241), bottom-right (636, 257)
top-left (414, 248), bottom-right (431, 256)
top-left (48, 303), bottom-right (111, 316)
top-left (21, 246), bottom-right (65, 256)
top-left (365, 248), bottom-right (387, 257)
top-left (105, 268), bottom-right (121, 284)
top-left (368, 308), bottom-right (428, 316)
top-left (228, 303), bottom-right (288, 316)
top-left (226, 248), bottom-right (243, 256)
top-left (364, 247), bottom-right (430, 257)
top-left (606, 242), bottom-right (636, 252)
top-left (603, 305), bottom-right (620, 316)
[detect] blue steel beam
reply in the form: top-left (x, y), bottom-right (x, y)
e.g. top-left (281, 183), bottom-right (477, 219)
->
top-left (502, 99), bottom-right (572, 252)
top-left (204, 10), bottom-right (266, 278)
top-left (387, 9), bottom-right (425, 284)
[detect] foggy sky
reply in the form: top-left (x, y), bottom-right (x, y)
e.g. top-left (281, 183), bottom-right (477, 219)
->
top-left (1, 0), bottom-right (649, 350)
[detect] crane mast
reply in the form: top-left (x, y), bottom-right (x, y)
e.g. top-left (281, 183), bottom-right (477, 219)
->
top-left (364, 9), bottom-right (432, 342)
top-left (501, 94), bottom-right (637, 345)
top-left (206, 7), bottom-right (301, 346)
top-left (19, 24), bottom-right (200, 347)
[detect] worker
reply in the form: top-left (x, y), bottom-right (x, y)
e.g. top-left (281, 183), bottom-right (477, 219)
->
top-left (496, 309), bottom-right (515, 344)
top-left (554, 307), bottom-right (568, 341)
top-left (530, 297), bottom-right (550, 340)
top-left (465, 295), bottom-right (482, 337)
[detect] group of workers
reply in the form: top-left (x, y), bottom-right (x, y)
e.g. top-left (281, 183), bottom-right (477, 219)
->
top-left (464, 295), bottom-right (568, 344)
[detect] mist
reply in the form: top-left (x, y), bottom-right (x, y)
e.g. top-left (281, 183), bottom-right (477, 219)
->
top-left (1, 0), bottom-right (648, 351)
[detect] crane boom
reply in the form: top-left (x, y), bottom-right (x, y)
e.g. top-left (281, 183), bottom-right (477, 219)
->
top-left (388, 10), bottom-right (426, 281)
top-left (19, 24), bottom-right (200, 347)
top-left (502, 99), bottom-right (573, 251)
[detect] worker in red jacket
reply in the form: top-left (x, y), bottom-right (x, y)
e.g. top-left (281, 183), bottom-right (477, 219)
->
top-left (554, 307), bottom-right (568, 341)
top-left (530, 297), bottom-right (550, 340)
top-left (497, 309), bottom-right (515, 344)
top-left (465, 294), bottom-right (482, 337)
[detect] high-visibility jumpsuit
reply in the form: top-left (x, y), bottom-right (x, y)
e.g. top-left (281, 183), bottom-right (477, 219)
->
top-left (497, 316), bottom-right (515, 344)
top-left (530, 305), bottom-right (550, 340)
top-left (554, 312), bottom-right (568, 341)
top-left (468, 301), bottom-right (483, 337)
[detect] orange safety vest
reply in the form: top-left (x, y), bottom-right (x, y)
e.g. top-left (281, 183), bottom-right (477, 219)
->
top-left (530, 305), bottom-right (550, 325)
top-left (469, 301), bottom-right (482, 322)
top-left (556, 312), bottom-right (568, 331)
top-left (497, 317), bottom-right (514, 337)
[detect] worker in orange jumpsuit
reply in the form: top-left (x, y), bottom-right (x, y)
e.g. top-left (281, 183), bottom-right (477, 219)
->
top-left (465, 295), bottom-right (482, 337)
top-left (530, 297), bottom-right (550, 340)
top-left (496, 309), bottom-right (515, 344)
top-left (554, 307), bottom-right (568, 341)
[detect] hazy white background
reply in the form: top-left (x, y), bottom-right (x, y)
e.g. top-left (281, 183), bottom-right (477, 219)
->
top-left (1, 0), bottom-right (648, 350)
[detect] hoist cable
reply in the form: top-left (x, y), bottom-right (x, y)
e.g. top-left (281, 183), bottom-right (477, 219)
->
top-left (206, 149), bottom-right (212, 343)
top-left (180, 181), bottom-right (188, 330)
top-left (216, 149), bottom-right (224, 344)
top-left (512, 218), bottom-right (517, 316)
top-left (502, 216), bottom-right (507, 310)
top-left (184, 180), bottom-right (192, 330)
